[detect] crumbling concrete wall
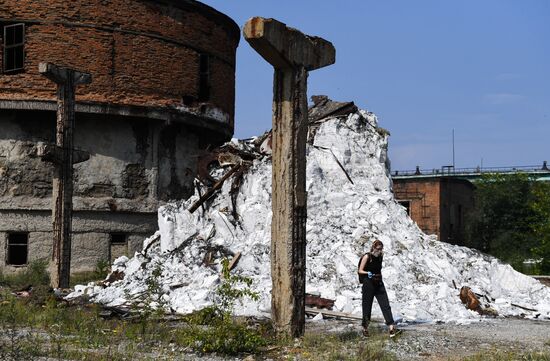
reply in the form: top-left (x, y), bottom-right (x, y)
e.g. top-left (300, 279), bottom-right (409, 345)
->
top-left (0, 112), bottom-right (55, 204)
top-left (0, 210), bottom-right (155, 273)
top-left (0, 0), bottom-right (239, 274)
top-left (0, 110), bottom-right (200, 273)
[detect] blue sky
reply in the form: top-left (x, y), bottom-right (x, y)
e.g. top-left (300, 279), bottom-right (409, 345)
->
top-left (201, 0), bottom-right (549, 171)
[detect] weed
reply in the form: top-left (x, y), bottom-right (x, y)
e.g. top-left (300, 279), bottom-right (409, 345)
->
top-left (0, 259), bottom-right (50, 289)
top-left (0, 293), bottom-right (44, 360)
top-left (216, 258), bottom-right (259, 315)
top-left (176, 258), bottom-right (267, 355)
top-left (300, 328), bottom-right (394, 361)
top-left (178, 319), bottom-right (267, 354)
top-left (70, 259), bottom-right (111, 287)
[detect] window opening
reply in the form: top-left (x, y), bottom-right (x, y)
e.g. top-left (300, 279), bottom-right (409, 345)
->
top-left (110, 233), bottom-right (128, 262)
top-left (3, 23), bottom-right (25, 73)
top-left (198, 53), bottom-right (210, 101)
top-left (110, 233), bottom-right (127, 245)
top-left (398, 200), bottom-right (411, 215)
top-left (7, 232), bottom-right (28, 266)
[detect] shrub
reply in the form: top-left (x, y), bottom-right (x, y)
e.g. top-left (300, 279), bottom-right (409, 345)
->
top-left (176, 258), bottom-right (267, 355)
top-left (70, 259), bottom-right (111, 287)
top-left (0, 259), bottom-right (50, 289)
top-left (0, 293), bottom-right (44, 360)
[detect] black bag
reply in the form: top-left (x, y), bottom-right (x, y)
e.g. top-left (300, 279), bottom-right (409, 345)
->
top-left (358, 253), bottom-right (383, 285)
top-left (358, 253), bottom-right (369, 284)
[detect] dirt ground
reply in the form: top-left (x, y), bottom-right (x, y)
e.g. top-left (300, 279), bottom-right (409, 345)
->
top-left (308, 317), bottom-right (550, 360)
top-left (389, 318), bottom-right (550, 360)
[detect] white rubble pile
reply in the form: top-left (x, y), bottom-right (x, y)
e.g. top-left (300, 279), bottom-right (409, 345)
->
top-left (69, 109), bottom-right (550, 323)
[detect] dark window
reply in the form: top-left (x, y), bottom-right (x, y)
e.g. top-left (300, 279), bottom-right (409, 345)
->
top-left (110, 233), bottom-right (127, 245)
top-left (3, 23), bottom-right (25, 73)
top-left (7, 232), bottom-right (28, 266)
top-left (398, 200), bottom-right (411, 215)
top-left (110, 233), bottom-right (128, 262)
top-left (198, 54), bottom-right (210, 101)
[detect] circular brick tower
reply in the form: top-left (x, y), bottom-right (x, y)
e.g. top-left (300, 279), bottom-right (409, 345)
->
top-left (0, 0), bottom-right (240, 273)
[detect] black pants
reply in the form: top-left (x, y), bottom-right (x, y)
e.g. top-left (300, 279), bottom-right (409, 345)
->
top-left (362, 280), bottom-right (395, 327)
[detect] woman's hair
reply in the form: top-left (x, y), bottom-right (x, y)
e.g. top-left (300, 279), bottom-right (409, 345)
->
top-left (370, 239), bottom-right (384, 252)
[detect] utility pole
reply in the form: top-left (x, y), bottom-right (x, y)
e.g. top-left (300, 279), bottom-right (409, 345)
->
top-left (39, 63), bottom-right (91, 289)
top-left (452, 129), bottom-right (455, 171)
top-left (243, 17), bottom-right (335, 337)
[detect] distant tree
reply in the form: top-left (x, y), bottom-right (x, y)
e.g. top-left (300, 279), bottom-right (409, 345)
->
top-left (464, 173), bottom-right (540, 272)
top-left (530, 181), bottom-right (550, 273)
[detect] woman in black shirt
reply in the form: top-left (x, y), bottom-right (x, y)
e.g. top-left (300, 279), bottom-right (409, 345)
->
top-left (358, 239), bottom-right (400, 337)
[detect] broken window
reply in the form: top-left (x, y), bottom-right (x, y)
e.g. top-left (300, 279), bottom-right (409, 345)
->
top-left (110, 233), bottom-right (127, 262)
top-left (6, 232), bottom-right (28, 266)
top-left (398, 200), bottom-right (411, 215)
top-left (111, 233), bottom-right (127, 245)
top-left (3, 23), bottom-right (25, 73)
top-left (198, 53), bottom-right (210, 101)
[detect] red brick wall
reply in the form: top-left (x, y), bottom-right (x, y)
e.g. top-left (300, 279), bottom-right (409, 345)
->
top-left (394, 177), bottom-right (475, 242)
top-left (394, 178), bottom-right (442, 239)
top-left (0, 0), bottom-right (239, 128)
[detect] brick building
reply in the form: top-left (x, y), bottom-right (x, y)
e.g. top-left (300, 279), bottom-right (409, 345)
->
top-left (392, 177), bottom-right (474, 244)
top-left (0, 0), bottom-right (239, 273)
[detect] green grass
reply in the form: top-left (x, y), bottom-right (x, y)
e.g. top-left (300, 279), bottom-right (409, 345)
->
top-left (292, 327), bottom-right (396, 361)
top-left (0, 257), bottom-right (272, 359)
top-left (0, 258), bottom-right (393, 360)
top-left (0, 259), bottom-right (50, 289)
top-left (70, 259), bottom-right (111, 287)
top-left (0, 290), bottom-right (398, 361)
top-left (0, 258), bottom-right (111, 289)
top-left (0, 290), bottom-right (272, 360)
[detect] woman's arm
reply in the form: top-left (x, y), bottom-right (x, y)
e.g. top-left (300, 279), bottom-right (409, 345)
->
top-left (358, 254), bottom-right (370, 275)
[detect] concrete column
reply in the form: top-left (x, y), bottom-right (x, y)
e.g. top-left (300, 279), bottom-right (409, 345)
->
top-left (244, 17), bottom-right (335, 337)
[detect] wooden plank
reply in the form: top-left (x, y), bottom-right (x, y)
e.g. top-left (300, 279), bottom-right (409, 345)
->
top-left (227, 251), bottom-right (242, 272)
top-left (305, 307), bottom-right (362, 320)
top-left (188, 164), bottom-right (241, 213)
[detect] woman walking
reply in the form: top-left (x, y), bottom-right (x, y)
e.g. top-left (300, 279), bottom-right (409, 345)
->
top-left (358, 239), bottom-right (400, 337)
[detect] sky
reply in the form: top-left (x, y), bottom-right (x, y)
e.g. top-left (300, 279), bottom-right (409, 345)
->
top-left (201, 0), bottom-right (549, 171)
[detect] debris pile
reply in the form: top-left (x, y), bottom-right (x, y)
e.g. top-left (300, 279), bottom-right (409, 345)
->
top-left (69, 98), bottom-right (550, 323)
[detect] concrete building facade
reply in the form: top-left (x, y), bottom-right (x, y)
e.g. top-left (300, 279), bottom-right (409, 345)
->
top-left (393, 177), bottom-right (474, 244)
top-left (0, 0), bottom-right (239, 273)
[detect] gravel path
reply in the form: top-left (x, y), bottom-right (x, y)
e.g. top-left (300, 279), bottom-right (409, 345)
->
top-left (301, 316), bottom-right (550, 361)
top-left (385, 318), bottom-right (550, 360)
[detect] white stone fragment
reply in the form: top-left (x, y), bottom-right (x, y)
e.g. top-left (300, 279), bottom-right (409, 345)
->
top-left (67, 109), bottom-right (550, 323)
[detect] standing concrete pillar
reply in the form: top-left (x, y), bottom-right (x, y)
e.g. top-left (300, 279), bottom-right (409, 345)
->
top-left (243, 17), bottom-right (335, 337)
top-left (39, 63), bottom-right (91, 289)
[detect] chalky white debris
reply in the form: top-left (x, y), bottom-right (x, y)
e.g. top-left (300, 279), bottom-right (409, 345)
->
top-left (70, 109), bottom-right (550, 323)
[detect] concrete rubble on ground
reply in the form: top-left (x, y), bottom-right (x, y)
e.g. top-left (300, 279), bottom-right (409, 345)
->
top-left (68, 98), bottom-right (550, 324)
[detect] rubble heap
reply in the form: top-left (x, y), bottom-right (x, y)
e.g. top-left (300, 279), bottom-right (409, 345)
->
top-left (69, 99), bottom-right (550, 323)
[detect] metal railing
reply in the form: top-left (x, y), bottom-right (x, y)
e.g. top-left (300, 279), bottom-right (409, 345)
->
top-left (392, 161), bottom-right (550, 177)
